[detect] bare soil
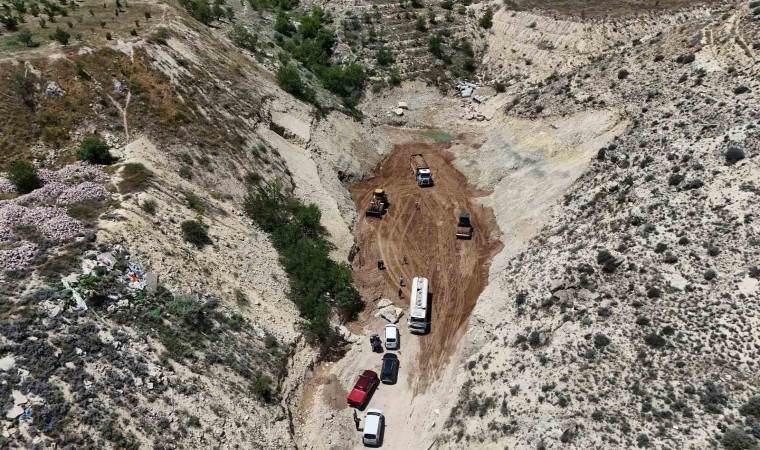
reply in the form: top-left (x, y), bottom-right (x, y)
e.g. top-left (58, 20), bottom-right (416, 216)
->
top-left (349, 140), bottom-right (502, 389)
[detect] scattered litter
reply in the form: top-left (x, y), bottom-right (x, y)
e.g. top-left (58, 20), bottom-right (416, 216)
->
top-left (473, 95), bottom-right (488, 103)
top-left (456, 80), bottom-right (478, 98)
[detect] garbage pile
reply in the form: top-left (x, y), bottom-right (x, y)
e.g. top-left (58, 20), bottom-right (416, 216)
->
top-left (63, 244), bottom-right (158, 314)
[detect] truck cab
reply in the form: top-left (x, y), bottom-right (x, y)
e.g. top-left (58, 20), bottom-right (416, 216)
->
top-left (416, 168), bottom-right (432, 186)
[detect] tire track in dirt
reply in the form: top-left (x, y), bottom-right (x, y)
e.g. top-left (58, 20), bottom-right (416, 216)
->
top-left (349, 140), bottom-right (502, 390)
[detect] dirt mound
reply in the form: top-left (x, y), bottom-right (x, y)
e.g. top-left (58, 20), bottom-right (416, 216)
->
top-left (349, 141), bottom-right (502, 386)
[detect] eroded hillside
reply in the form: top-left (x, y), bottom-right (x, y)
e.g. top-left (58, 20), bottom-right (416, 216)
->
top-left (0, 0), bottom-right (758, 448)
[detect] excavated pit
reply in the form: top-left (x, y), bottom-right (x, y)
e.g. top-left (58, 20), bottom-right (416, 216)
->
top-left (348, 139), bottom-right (502, 387)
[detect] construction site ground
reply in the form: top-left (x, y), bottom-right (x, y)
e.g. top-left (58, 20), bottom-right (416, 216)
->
top-left (293, 135), bottom-right (502, 449)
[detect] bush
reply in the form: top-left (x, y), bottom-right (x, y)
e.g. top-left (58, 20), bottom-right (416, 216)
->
top-left (17, 29), bottom-right (38, 47)
top-left (50, 27), bottom-right (70, 45)
top-left (617, 69), bottom-right (629, 80)
top-left (739, 396), bottom-right (760, 419)
top-left (229, 24), bottom-right (257, 52)
top-left (141, 199), bottom-right (157, 215)
top-left (721, 428), bottom-right (755, 450)
top-left (7, 160), bottom-right (42, 193)
top-left (76, 135), bottom-right (115, 164)
top-left (593, 334), bottom-right (610, 348)
top-left (276, 64), bottom-right (312, 101)
top-left (181, 220), bottom-right (211, 248)
top-left (725, 146), bottom-right (745, 165)
top-left (376, 45), bottom-right (394, 66)
top-left (644, 333), bottom-right (666, 348)
top-left (733, 85), bottom-right (750, 95)
top-left (167, 294), bottom-right (204, 325)
top-left (479, 7), bottom-right (493, 29)
top-left (118, 163), bottom-right (151, 193)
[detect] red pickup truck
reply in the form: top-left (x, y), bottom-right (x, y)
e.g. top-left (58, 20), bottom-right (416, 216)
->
top-left (347, 370), bottom-right (379, 408)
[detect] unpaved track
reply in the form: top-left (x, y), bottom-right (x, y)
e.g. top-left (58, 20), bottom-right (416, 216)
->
top-left (349, 141), bottom-right (502, 388)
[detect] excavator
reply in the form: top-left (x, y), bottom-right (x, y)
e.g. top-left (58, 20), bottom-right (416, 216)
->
top-left (366, 189), bottom-right (389, 217)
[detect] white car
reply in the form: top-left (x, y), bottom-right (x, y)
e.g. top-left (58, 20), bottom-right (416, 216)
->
top-left (363, 409), bottom-right (384, 447)
top-left (384, 324), bottom-right (399, 350)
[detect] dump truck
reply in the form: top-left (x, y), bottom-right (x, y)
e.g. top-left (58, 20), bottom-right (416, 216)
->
top-left (408, 276), bottom-right (430, 334)
top-left (410, 154), bottom-right (432, 187)
top-left (366, 189), bottom-right (389, 217)
top-left (456, 211), bottom-right (473, 239)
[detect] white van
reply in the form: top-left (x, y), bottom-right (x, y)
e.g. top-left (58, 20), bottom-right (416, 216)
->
top-left (363, 409), bottom-right (384, 447)
top-left (384, 324), bottom-right (399, 350)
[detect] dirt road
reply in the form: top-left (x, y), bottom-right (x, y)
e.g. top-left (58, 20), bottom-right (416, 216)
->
top-left (349, 141), bottom-right (502, 388)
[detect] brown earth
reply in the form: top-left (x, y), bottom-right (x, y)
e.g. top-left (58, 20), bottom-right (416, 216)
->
top-left (349, 140), bottom-right (502, 389)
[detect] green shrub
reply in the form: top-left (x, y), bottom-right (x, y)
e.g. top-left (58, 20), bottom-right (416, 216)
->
top-left (181, 220), bottom-right (211, 248)
top-left (17, 29), bottom-right (38, 47)
top-left (76, 135), bottom-right (115, 164)
top-left (376, 45), bottom-right (394, 66)
top-left (721, 428), bottom-right (755, 450)
top-left (141, 199), bottom-right (157, 215)
top-left (50, 27), bottom-right (70, 45)
top-left (7, 160), bottom-right (41, 193)
top-left (249, 373), bottom-right (273, 403)
top-left (167, 293), bottom-right (204, 324)
top-left (276, 64), bottom-right (312, 101)
top-left (229, 24), bottom-right (257, 51)
top-left (244, 183), bottom-right (362, 355)
top-left (479, 7), bottom-right (493, 29)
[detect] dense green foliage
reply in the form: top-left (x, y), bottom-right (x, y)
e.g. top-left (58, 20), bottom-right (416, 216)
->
top-left (244, 183), bottom-right (363, 355)
top-left (50, 27), bottom-right (70, 45)
top-left (8, 160), bottom-right (41, 193)
top-left (276, 7), bottom-right (366, 104)
top-left (76, 135), bottom-right (115, 164)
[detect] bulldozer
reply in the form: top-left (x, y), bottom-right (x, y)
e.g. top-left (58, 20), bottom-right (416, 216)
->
top-left (456, 211), bottom-right (473, 239)
top-left (366, 189), bottom-right (389, 217)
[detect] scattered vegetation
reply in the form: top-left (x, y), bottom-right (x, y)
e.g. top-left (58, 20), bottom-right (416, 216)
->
top-left (118, 163), bottom-right (152, 193)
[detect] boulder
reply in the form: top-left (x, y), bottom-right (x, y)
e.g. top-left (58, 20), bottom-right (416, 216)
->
top-left (0, 355), bottom-right (16, 372)
top-left (393, 108), bottom-right (404, 116)
top-left (376, 298), bottom-right (393, 309)
top-left (375, 305), bottom-right (403, 324)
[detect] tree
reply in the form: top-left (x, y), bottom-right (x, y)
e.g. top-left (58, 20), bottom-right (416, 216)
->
top-left (274, 11), bottom-right (295, 35)
top-left (428, 33), bottom-right (444, 59)
top-left (479, 6), bottom-right (493, 29)
top-left (50, 27), bottom-right (70, 45)
top-left (8, 160), bottom-right (41, 193)
top-left (76, 135), bottom-right (115, 164)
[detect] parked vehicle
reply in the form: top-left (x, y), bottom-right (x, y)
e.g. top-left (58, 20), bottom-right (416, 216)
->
top-left (455, 211), bottom-right (473, 239)
top-left (347, 370), bottom-right (379, 408)
top-left (362, 409), bottom-right (385, 447)
top-left (384, 324), bottom-right (399, 350)
top-left (410, 154), bottom-right (433, 187)
top-left (380, 353), bottom-right (399, 384)
top-left (370, 334), bottom-right (383, 352)
top-left (408, 276), bottom-right (430, 334)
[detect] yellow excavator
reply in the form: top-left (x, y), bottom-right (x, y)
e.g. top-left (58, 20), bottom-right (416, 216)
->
top-left (366, 189), bottom-right (389, 217)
